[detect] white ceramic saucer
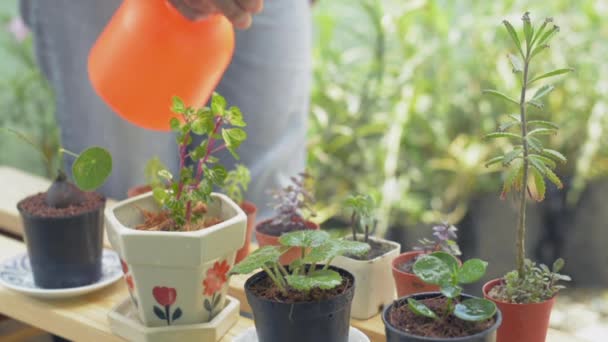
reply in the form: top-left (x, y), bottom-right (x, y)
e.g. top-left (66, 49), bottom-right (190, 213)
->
top-left (232, 326), bottom-right (370, 342)
top-left (0, 249), bottom-right (123, 299)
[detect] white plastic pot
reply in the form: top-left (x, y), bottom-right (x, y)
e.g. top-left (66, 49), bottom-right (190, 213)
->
top-left (331, 235), bottom-right (401, 319)
top-left (105, 192), bottom-right (246, 327)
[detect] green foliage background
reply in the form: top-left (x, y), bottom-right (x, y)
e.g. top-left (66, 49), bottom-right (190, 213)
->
top-left (1, 0), bottom-right (607, 233)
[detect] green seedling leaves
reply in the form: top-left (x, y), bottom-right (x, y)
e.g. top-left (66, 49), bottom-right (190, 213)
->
top-left (503, 20), bottom-right (524, 58)
top-left (279, 230), bottom-right (330, 248)
top-left (229, 246), bottom-right (280, 275)
top-left (413, 253), bottom-right (452, 285)
top-left (303, 238), bottom-right (370, 264)
top-left (72, 147), bottom-right (112, 191)
top-left (211, 92), bottom-right (227, 117)
top-left (441, 284), bottom-right (463, 299)
top-left (221, 164), bottom-right (251, 204)
top-left (285, 269), bottom-right (342, 291)
top-left (482, 89), bottom-right (519, 105)
top-left (457, 259), bottom-right (488, 284)
top-left (407, 298), bottom-right (438, 319)
top-left (528, 68), bottom-right (573, 85)
top-left (454, 298), bottom-right (497, 322)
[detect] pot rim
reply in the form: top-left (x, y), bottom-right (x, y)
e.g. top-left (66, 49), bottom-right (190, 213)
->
top-left (254, 218), bottom-right (319, 239)
top-left (105, 192), bottom-right (246, 237)
top-left (336, 235), bottom-right (401, 263)
top-left (382, 292), bottom-right (503, 341)
top-left (18, 195), bottom-right (106, 221)
top-left (244, 264), bottom-right (355, 306)
top-left (240, 200), bottom-right (258, 216)
top-left (483, 278), bottom-right (557, 306)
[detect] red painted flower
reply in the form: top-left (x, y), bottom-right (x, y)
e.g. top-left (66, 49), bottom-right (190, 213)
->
top-left (125, 275), bottom-right (134, 290)
top-left (203, 260), bottom-right (230, 296)
top-left (121, 260), bottom-right (129, 274)
top-left (153, 286), bottom-right (177, 306)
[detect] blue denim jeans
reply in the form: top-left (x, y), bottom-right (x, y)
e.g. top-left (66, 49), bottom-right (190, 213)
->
top-left (20, 0), bottom-right (311, 219)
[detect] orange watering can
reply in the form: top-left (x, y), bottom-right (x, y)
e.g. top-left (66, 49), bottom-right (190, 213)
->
top-left (88, 0), bottom-right (235, 131)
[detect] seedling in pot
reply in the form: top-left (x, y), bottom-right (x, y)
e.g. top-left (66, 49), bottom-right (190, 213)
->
top-left (397, 222), bottom-right (462, 274)
top-left (138, 93), bottom-right (247, 231)
top-left (3, 128), bottom-right (112, 207)
top-left (230, 230), bottom-right (370, 296)
top-left (483, 12), bottom-right (571, 302)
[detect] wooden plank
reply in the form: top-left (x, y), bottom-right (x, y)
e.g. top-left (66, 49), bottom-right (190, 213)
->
top-left (0, 319), bottom-right (48, 342)
top-left (0, 234), bottom-right (252, 342)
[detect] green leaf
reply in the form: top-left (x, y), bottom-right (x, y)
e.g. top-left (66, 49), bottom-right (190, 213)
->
top-left (226, 106), bottom-right (246, 127)
top-left (545, 168), bottom-right (564, 189)
top-left (503, 148), bottom-right (522, 166)
top-left (407, 298), bottom-right (438, 319)
top-left (171, 96), bottom-right (185, 114)
top-left (499, 120), bottom-right (520, 132)
top-left (529, 156), bottom-right (548, 175)
top-left (229, 246), bottom-right (280, 275)
top-left (304, 238), bottom-right (370, 264)
top-left (528, 68), bottom-right (574, 85)
top-left (482, 89), bottom-right (519, 105)
top-left (285, 269), bottom-right (342, 291)
top-left (528, 128), bottom-right (557, 137)
top-left (483, 132), bottom-right (522, 141)
top-left (441, 284), bottom-right (463, 299)
top-left (211, 92), bottom-right (227, 116)
top-left (484, 156), bottom-right (503, 168)
top-left (502, 161), bottom-right (523, 197)
top-left (169, 117), bottom-right (181, 131)
top-left (72, 147), bottom-right (113, 191)
top-left (522, 12), bottom-right (534, 47)
top-left (527, 99), bottom-right (544, 109)
top-left (502, 20), bottom-right (524, 58)
top-left (454, 298), bottom-right (497, 322)
top-left (527, 120), bottom-right (559, 129)
top-left (145, 157), bottom-right (168, 187)
top-left (529, 154), bottom-right (556, 169)
top-left (508, 114), bottom-right (521, 122)
top-left (157, 169), bottom-right (173, 181)
top-left (526, 136), bottom-right (544, 153)
top-left (457, 259), bottom-right (488, 284)
top-left (413, 254), bottom-right (453, 286)
top-left (552, 258), bottom-right (565, 273)
top-left (532, 85), bottom-right (555, 101)
top-left (222, 128), bottom-right (247, 157)
top-left (279, 230), bottom-right (330, 248)
top-left (429, 251), bottom-right (459, 271)
top-left (153, 188), bottom-right (168, 203)
top-left (530, 18), bottom-right (551, 47)
top-left (530, 167), bottom-right (546, 201)
top-left (536, 25), bottom-right (560, 47)
top-left (206, 164), bottom-right (227, 185)
top-left (542, 149), bottom-right (567, 163)
top-left (508, 53), bottom-right (523, 73)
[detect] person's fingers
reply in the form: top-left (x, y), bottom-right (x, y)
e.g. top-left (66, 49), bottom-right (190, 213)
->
top-left (235, 0), bottom-right (263, 14)
top-left (211, 0), bottom-right (252, 29)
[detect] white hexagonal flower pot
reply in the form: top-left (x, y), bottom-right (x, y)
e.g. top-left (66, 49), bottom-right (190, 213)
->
top-left (331, 235), bottom-right (401, 319)
top-left (105, 192), bottom-right (246, 327)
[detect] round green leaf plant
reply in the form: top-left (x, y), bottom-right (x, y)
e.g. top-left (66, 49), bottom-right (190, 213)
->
top-left (407, 252), bottom-right (497, 322)
top-left (482, 12), bottom-right (571, 303)
top-left (230, 230), bottom-right (370, 295)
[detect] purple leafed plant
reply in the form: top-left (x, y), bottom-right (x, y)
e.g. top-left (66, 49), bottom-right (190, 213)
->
top-left (270, 172), bottom-right (316, 229)
top-left (413, 222), bottom-right (462, 256)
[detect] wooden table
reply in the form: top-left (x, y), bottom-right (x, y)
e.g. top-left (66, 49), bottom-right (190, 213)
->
top-left (0, 166), bottom-right (585, 342)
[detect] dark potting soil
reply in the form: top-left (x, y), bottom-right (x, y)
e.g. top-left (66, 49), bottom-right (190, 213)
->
top-left (18, 191), bottom-right (104, 218)
top-left (257, 220), bottom-right (309, 237)
top-left (388, 296), bottom-right (496, 338)
top-left (249, 269), bottom-right (353, 304)
top-left (344, 238), bottom-right (395, 260)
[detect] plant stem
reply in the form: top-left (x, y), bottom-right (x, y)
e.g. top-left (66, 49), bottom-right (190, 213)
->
top-left (364, 224), bottom-right (369, 243)
top-left (262, 265), bottom-right (286, 294)
top-left (277, 263), bottom-right (289, 277)
top-left (517, 49), bottom-right (531, 279)
top-left (307, 262), bottom-right (317, 276)
top-left (351, 212), bottom-right (357, 242)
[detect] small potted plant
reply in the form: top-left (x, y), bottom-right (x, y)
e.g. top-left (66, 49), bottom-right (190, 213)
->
top-left (383, 252), bottom-right (501, 341)
top-left (330, 194), bottom-right (401, 319)
top-left (105, 93), bottom-right (248, 327)
top-left (392, 222), bottom-right (461, 297)
top-left (481, 13), bottom-right (573, 342)
top-left (220, 164), bottom-right (257, 263)
top-left (254, 173), bottom-right (318, 264)
top-left (4, 129), bottom-right (112, 288)
top-left (230, 230), bottom-right (370, 342)
top-left (126, 156), bottom-right (166, 198)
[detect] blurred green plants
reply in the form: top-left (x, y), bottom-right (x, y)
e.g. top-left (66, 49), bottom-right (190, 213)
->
top-left (309, 0), bottom-right (608, 234)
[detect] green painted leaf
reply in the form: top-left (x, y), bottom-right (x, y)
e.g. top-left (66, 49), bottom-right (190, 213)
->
top-left (457, 259), bottom-right (488, 284)
top-left (529, 68), bottom-right (573, 85)
top-left (454, 298), bottom-right (497, 322)
top-left (407, 298), bottom-right (438, 319)
top-left (542, 149), bottom-right (567, 163)
top-left (172, 308), bottom-right (182, 321)
top-left (441, 284), bottom-right (463, 299)
top-left (413, 254), bottom-right (452, 286)
top-left (303, 238), bottom-right (370, 264)
top-left (229, 246), bottom-right (280, 275)
top-left (72, 147), bottom-right (112, 191)
top-left (154, 305), bottom-right (166, 320)
top-left (482, 89), bottom-right (519, 105)
top-left (530, 167), bottom-right (546, 201)
top-left (279, 230), bottom-right (330, 248)
top-left (502, 20), bottom-right (524, 57)
top-left (483, 132), bottom-right (522, 141)
top-left (285, 269), bottom-right (342, 291)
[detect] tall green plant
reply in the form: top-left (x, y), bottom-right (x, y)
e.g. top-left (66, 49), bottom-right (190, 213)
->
top-left (483, 13), bottom-right (572, 279)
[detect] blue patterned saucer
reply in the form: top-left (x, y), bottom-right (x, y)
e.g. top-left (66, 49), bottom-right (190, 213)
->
top-left (0, 249), bottom-right (123, 299)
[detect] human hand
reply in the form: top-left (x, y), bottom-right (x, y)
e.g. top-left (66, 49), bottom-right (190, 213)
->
top-left (168, 0), bottom-right (263, 29)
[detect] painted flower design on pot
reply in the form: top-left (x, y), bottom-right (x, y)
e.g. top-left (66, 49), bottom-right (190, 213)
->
top-left (120, 259), bottom-right (138, 308)
top-left (152, 286), bottom-right (182, 325)
top-left (203, 260), bottom-right (229, 319)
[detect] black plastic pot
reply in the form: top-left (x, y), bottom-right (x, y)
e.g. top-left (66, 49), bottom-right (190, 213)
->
top-left (382, 292), bottom-right (502, 342)
top-left (18, 200), bottom-right (105, 289)
top-left (245, 265), bottom-right (355, 342)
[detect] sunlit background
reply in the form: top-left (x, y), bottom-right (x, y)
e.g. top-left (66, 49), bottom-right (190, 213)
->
top-left (1, 1), bottom-right (607, 339)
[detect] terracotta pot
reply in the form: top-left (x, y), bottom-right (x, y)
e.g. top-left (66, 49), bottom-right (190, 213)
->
top-left (483, 278), bottom-right (555, 342)
top-left (235, 201), bottom-right (258, 264)
top-left (254, 219), bottom-right (319, 265)
top-left (391, 251), bottom-right (439, 297)
top-left (127, 185), bottom-right (153, 198)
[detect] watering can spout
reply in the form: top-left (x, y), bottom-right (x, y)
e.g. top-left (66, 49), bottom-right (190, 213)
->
top-left (88, 0), bottom-right (235, 131)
